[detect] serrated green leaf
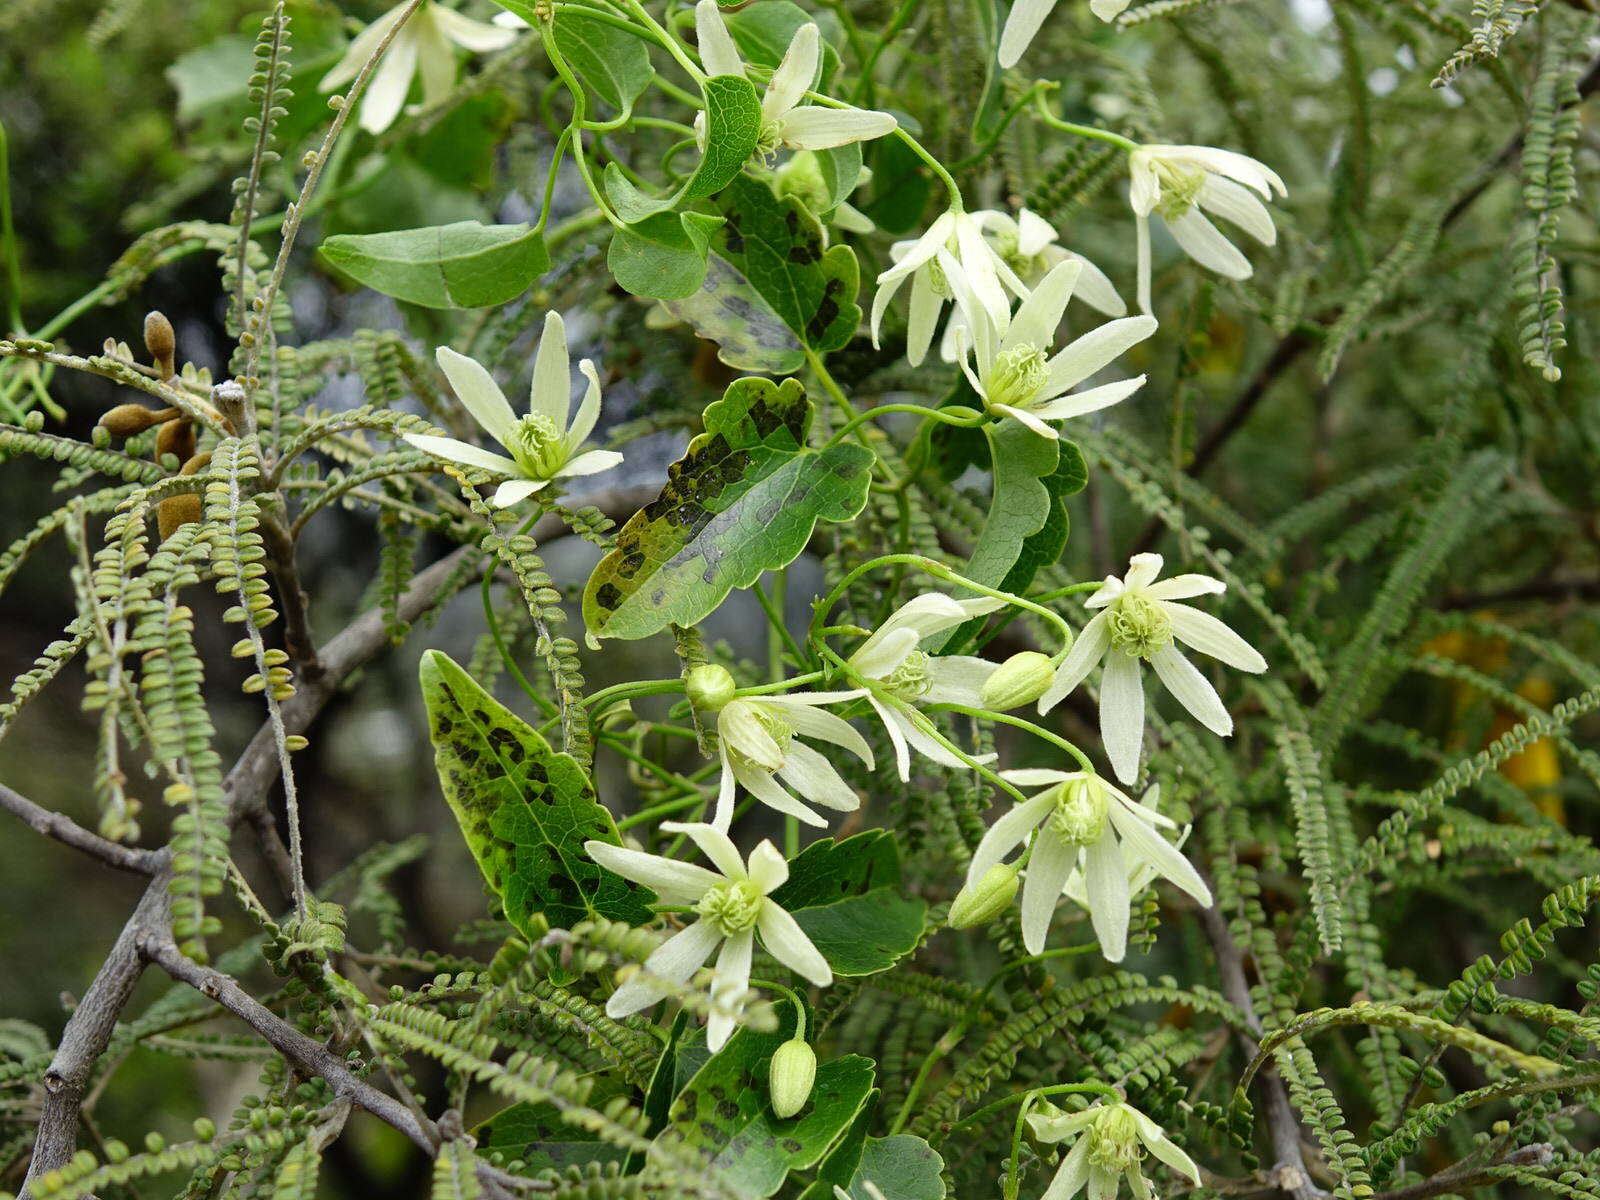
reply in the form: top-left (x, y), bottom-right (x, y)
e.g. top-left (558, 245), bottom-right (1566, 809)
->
top-left (715, 175), bottom-right (861, 354)
top-left (648, 1009), bottom-right (875, 1198)
top-left (582, 377), bottom-right (873, 640)
top-left (419, 650), bottom-right (654, 931)
top-left (659, 255), bottom-right (806, 374)
top-left (607, 211), bottom-right (725, 300)
top-left (319, 221), bottom-right (548, 309)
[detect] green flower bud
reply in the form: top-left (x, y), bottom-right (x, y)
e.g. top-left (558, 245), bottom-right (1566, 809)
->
top-left (769, 1037), bottom-right (817, 1118)
top-left (685, 664), bottom-right (737, 712)
top-left (948, 862), bottom-right (1020, 929)
top-left (979, 651), bottom-right (1055, 711)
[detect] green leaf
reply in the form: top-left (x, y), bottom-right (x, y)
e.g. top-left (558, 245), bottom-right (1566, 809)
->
top-left (715, 176), bottom-right (861, 354)
top-left (842, 1136), bottom-right (946, 1200)
top-left (419, 650), bottom-right (654, 932)
top-left (604, 74), bottom-right (762, 224)
top-left (547, 9), bottom-right (654, 111)
top-left (770, 832), bottom-right (926, 978)
top-left (318, 221), bottom-right (548, 309)
top-left (607, 211), bottom-right (725, 300)
top-left (583, 377), bottom-right (873, 640)
top-left (473, 1078), bottom-right (632, 1175)
top-left (648, 1010), bottom-right (875, 1198)
top-left (659, 255), bottom-right (806, 374)
top-left (813, 143), bottom-right (864, 215)
top-left (799, 1092), bottom-right (878, 1200)
top-left (859, 136), bottom-right (933, 236)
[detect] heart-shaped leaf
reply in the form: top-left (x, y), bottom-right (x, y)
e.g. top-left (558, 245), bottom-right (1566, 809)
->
top-left (419, 651), bottom-right (654, 931)
top-left (318, 221), bottom-right (548, 309)
top-left (582, 377), bottom-right (873, 640)
top-left (607, 211), bottom-right (726, 300)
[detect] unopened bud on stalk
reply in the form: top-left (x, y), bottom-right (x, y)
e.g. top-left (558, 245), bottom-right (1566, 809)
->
top-left (768, 1037), bottom-right (816, 1118)
top-left (156, 419), bottom-right (195, 466)
top-left (144, 311), bottom-right (176, 380)
top-left (979, 651), bottom-right (1055, 711)
top-left (98, 404), bottom-right (178, 438)
top-left (685, 664), bottom-right (737, 713)
top-left (948, 862), bottom-right (1020, 929)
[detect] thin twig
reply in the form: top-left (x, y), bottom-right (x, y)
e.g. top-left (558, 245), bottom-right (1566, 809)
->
top-left (0, 782), bottom-right (159, 874)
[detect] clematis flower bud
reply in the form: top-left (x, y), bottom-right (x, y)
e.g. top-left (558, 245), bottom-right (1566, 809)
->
top-left (948, 861), bottom-right (1020, 929)
top-left (979, 651), bottom-right (1055, 711)
top-left (685, 664), bottom-right (737, 713)
top-left (768, 1037), bottom-right (817, 1118)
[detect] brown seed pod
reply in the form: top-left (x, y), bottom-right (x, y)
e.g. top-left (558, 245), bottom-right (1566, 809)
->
top-left (155, 419), bottom-right (196, 466)
top-left (157, 493), bottom-right (202, 541)
top-left (144, 311), bottom-right (177, 380)
top-left (179, 450), bottom-right (213, 476)
top-left (98, 403), bottom-right (179, 438)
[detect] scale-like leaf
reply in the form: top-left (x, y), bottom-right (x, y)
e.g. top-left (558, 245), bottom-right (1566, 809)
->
top-left (647, 1009), bottom-right (875, 1198)
top-left (583, 377), bottom-right (872, 640)
top-left (319, 221), bottom-right (548, 309)
top-left (419, 650), bottom-right (653, 931)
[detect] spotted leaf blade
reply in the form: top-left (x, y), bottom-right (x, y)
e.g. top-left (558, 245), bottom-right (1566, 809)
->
top-left (419, 650), bottom-right (653, 931)
top-left (582, 377), bottom-right (872, 641)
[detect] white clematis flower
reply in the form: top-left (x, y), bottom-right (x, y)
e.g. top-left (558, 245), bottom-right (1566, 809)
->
top-left (871, 210), bottom-right (1023, 367)
top-left (941, 208), bottom-right (1127, 361)
top-left (946, 257), bottom-right (1156, 441)
top-left (967, 770), bottom-right (1211, 961)
top-left (1128, 143), bottom-right (1287, 314)
top-left (999, 0), bottom-right (1129, 70)
top-left (849, 593), bottom-right (1008, 781)
top-left (403, 312), bottom-right (624, 508)
top-left (693, 1), bottom-right (897, 160)
top-left (583, 823), bottom-right (831, 1052)
top-left (1026, 1099), bottom-right (1201, 1200)
top-left (1039, 553), bottom-right (1267, 784)
top-left (320, 1), bottom-right (518, 135)
top-left (713, 689), bottom-right (873, 832)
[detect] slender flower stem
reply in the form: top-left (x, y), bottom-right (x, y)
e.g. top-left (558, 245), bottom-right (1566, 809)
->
top-left (935, 703), bottom-right (1096, 772)
top-left (1031, 96), bottom-right (1139, 153)
top-left (827, 403), bottom-right (985, 447)
top-left (0, 117), bottom-right (23, 335)
top-left (583, 678), bottom-right (686, 712)
top-left (951, 1081), bottom-right (1122, 1138)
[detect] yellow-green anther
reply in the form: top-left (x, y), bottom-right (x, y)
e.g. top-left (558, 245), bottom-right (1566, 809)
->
top-left (696, 880), bottom-right (765, 935)
top-left (1048, 777), bottom-right (1109, 848)
top-left (1106, 593), bottom-right (1173, 659)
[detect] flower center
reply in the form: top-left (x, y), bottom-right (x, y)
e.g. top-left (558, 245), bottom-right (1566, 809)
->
top-left (882, 650), bottom-right (932, 700)
top-left (990, 229), bottom-right (1035, 277)
top-left (753, 119), bottom-right (786, 165)
top-left (988, 344), bottom-right (1049, 410)
top-left (723, 700), bottom-right (795, 772)
top-left (1153, 163), bottom-right (1207, 221)
top-left (1086, 1105), bottom-right (1143, 1175)
top-left (1106, 593), bottom-right (1173, 659)
top-left (696, 880), bottom-right (764, 935)
top-left (510, 413), bottom-right (566, 478)
top-left (1047, 777), bottom-right (1109, 847)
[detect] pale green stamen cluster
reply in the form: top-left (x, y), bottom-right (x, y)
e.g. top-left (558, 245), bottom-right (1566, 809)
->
top-left (882, 649), bottom-right (933, 700)
top-left (726, 702), bottom-right (796, 771)
top-left (697, 879), bottom-right (765, 934)
top-left (925, 254), bottom-right (952, 299)
top-left (753, 121), bottom-right (786, 165)
top-left (1048, 778), bottom-right (1108, 847)
top-left (988, 343), bottom-right (1049, 409)
top-left (1153, 164), bottom-right (1207, 222)
top-left (1086, 1105), bottom-right (1143, 1175)
top-left (1106, 593), bottom-right (1173, 659)
top-left (510, 412), bottom-right (566, 478)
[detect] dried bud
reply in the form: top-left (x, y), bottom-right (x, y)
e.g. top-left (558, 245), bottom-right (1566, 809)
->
top-left (98, 403), bottom-right (177, 438)
top-left (144, 311), bottom-right (176, 379)
top-left (685, 664), bottom-right (737, 713)
top-left (179, 451), bottom-right (212, 476)
top-left (156, 419), bottom-right (195, 466)
top-left (158, 493), bottom-right (202, 541)
top-left (768, 1038), bottom-right (816, 1118)
top-left (948, 862), bottom-right (1020, 929)
top-left (979, 651), bottom-right (1055, 711)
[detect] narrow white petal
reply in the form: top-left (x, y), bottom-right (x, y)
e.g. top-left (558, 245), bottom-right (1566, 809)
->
top-left (746, 840), bottom-right (790, 894)
top-left (713, 756), bottom-right (737, 832)
top-left (994, 403), bottom-right (1060, 440)
top-left (1163, 603), bottom-right (1267, 672)
top-left (869, 695), bottom-right (913, 782)
top-left (1131, 1111), bottom-right (1203, 1183)
top-left (1017, 209), bottom-right (1058, 259)
top-left (1000, 768), bottom-right (1074, 786)
top-left (1039, 610), bottom-right (1111, 713)
top-left (583, 840), bottom-right (722, 902)
top-left (1004, 258), bottom-right (1081, 357)
top-left (1044, 316), bottom-right (1158, 395)
top-left (998, 0), bottom-right (1058, 69)
top-left (553, 449), bottom-right (624, 479)
top-left (1021, 833), bottom-right (1075, 954)
top-left (530, 310), bottom-right (570, 425)
top-left (1041, 1136), bottom-right (1093, 1200)
top-left (436, 346), bottom-right (518, 446)
top-left (1166, 209), bottom-right (1253, 279)
top-left (358, 29), bottom-right (419, 134)
top-left (735, 760), bottom-right (829, 827)
top-left (321, 6), bottom-right (410, 91)
top-left (1082, 834), bottom-right (1130, 961)
top-left (776, 742), bottom-right (861, 812)
top-left (404, 433), bottom-right (521, 475)
top-left (852, 625), bottom-right (922, 681)
top-left (659, 821), bottom-right (746, 881)
top-left (1197, 175), bottom-right (1277, 245)
top-left (707, 930), bottom-right (753, 1051)
top-left (966, 793), bottom-right (1055, 886)
top-left (1149, 646), bottom-right (1233, 736)
top-left (1099, 652), bottom-right (1146, 785)
top-left (923, 655), bottom-right (999, 708)
top-left (894, 708), bottom-right (984, 771)
top-left (493, 478), bottom-right (544, 507)
top-left (763, 23), bottom-right (819, 123)
top-left (1060, 251), bottom-right (1126, 317)
top-left (1145, 574), bottom-right (1226, 602)
top-left (1135, 212), bottom-right (1153, 315)
top-left (906, 268), bottom-right (941, 367)
top-left (432, 6), bottom-right (519, 51)
top-left (764, 700), bottom-right (874, 767)
top-left (694, 0), bottom-right (745, 76)
top-left (1031, 376), bottom-right (1146, 420)
top-left (758, 902), bottom-right (833, 986)
top-left (566, 359), bottom-right (603, 447)
top-left (605, 919), bottom-right (722, 1017)
top-left (1123, 553), bottom-right (1163, 590)
top-left (1108, 802), bottom-right (1213, 906)
top-left (778, 106), bottom-right (898, 150)
top-left (1089, 0), bottom-right (1131, 19)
